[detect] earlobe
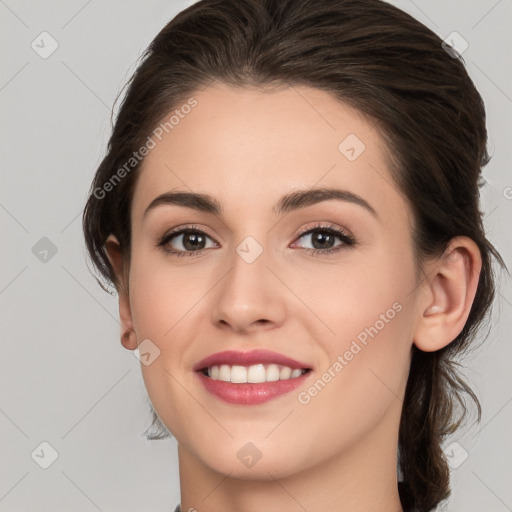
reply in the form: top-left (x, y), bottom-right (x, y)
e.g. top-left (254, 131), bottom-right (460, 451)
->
top-left (105, 234), bottom-right (138, 351)
top-left (413, 237), bottom-right (482, 352)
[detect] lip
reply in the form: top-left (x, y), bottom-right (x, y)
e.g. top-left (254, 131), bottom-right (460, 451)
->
top-left (193, 349), bottom-right (312, 372)
top-left (193, 349), bottom-right (313, 406)
top-left (195, 370), bottom-right (312, 405)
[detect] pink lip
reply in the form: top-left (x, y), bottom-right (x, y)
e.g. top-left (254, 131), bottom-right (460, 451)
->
top-left (193, 349), bottom-right (313, 406)
top-left (195, 370), bottom-right (312, 405)
top-left (193, 349), bottom-right (312, 372)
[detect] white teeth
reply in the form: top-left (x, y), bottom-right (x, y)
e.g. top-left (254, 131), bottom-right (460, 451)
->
top-left (266, 364), bottom-right (280, 382)
top-left (248, 364), bottom-right (266, 383)
top-left (230, 365), bottom-right (248, 383)
top-left (280, 366), bottom-right (292, 380)
top-left (204, 363), bottom-right (308, 383)
top-left (218, 364), bottom-right (231, 382)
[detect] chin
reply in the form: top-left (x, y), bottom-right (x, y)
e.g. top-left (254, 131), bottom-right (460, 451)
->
top-left (198, 444), bottom-right (302, 480)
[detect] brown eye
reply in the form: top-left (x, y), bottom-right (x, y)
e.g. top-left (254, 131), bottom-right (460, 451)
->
top-left (157, 228), bottom-right (217, 257)
top-left (292, 224), bottom-right (355, 255)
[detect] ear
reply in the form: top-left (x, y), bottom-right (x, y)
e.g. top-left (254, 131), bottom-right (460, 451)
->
top-left (413, 236), bottom-right (482, 352)
top-left (105, 234), bottom-right (138, 351)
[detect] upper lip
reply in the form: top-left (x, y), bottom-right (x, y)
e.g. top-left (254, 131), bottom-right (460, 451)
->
top-left (193, 349), bottom-right (312, 371)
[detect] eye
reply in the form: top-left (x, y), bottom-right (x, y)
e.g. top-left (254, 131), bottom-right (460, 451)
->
top-left (156, 222), bottom-right (355, 258)
top-left (291, 223), bottom-right (355, 255)
top-left (156, 225), bottom-right (218, 257)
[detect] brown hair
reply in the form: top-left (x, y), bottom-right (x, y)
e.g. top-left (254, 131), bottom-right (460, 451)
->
top-left (82, 1), bottom-right (506, 510)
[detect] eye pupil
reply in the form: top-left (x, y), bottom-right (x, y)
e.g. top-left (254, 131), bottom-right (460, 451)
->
top-left (312, 231), bottom-right (334, 250)
top-left (183, 232), bottom-right (205, 251)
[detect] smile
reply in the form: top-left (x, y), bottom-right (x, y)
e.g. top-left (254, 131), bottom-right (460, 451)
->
top-left (195, 365), bottom-right (312, 405)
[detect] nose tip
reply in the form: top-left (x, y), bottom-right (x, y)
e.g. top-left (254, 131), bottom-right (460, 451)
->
top-left (216, 314), bottom-right (274, 335)
top-left (209, 239), bottom-right (287, 334)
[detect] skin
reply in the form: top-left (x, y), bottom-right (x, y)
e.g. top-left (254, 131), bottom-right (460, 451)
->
top-left (106, 83), bottom-right (481, 512)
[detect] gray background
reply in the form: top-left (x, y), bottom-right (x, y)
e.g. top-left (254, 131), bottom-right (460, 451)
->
top-left (0, 1), bottom-right (510, 511)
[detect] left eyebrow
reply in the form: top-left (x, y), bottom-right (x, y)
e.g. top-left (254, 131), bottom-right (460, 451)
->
top-left (143, 187), bottom-right (378, 220)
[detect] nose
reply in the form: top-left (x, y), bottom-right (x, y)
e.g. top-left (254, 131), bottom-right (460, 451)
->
top-left (210, 240), bottom-right (287, 335)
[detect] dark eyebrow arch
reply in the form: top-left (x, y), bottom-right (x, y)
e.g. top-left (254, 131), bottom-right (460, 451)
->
top-left (143, 187), bottom-right (378, 220)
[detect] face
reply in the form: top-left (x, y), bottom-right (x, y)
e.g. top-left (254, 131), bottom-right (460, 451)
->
top-left (123, 83), bottom-right (422, 479)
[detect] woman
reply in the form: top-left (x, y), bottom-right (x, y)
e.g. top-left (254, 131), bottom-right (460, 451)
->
top-left (82, 0), bottom-right (505, 510)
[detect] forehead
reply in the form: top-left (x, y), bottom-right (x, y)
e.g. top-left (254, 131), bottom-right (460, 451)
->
top-left (131, 83), bottom-right (406, 226)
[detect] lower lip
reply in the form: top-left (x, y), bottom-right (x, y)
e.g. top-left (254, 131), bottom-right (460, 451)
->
top-left (195, 370), bottom-right (312, 405)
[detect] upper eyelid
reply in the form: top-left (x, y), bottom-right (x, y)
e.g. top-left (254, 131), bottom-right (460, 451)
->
top-left (162, 224), bottom-right (218, 243)
top-left (295, 224), bottom-right (351, 237)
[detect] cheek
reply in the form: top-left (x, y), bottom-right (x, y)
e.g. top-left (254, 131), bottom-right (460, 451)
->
top-left (305, 243), bottom-right (415, 406)
top-left (295, 249), bottom-right (413, 345)
top-left (296, 299), bottom-right (413, 458)
top-left (128, 249), bottom-right (201, 337)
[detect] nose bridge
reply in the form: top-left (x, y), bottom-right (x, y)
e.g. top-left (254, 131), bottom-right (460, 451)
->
top-left (210, 231), bottom-right (286, 331)
top-left (235, 234), bottom-right (266, 266)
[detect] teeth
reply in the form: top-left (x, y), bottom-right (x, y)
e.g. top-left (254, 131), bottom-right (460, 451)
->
top-left (205, 364), bottom-right (307, 383)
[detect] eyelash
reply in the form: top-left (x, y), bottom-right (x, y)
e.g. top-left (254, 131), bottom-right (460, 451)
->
top-left (156, 222), bottom-right (356, 258)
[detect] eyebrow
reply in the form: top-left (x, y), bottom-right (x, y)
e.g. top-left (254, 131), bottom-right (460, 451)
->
top-left (143, 187), bottom-right (378, 220)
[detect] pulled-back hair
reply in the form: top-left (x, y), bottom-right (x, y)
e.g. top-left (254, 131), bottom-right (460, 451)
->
top-left (82, 1), bottom-right (506, 510)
